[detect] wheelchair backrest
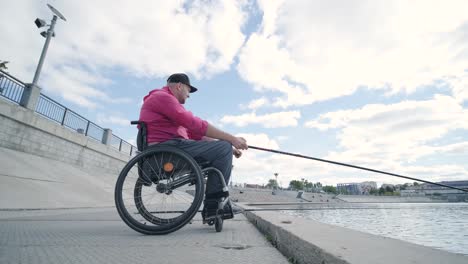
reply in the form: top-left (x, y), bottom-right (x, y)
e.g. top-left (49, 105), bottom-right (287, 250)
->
top-left (130, 120), bottom-right (148, 151)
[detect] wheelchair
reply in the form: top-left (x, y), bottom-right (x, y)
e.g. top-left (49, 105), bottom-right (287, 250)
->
top-left (114, 121), bottom-right (234, 235)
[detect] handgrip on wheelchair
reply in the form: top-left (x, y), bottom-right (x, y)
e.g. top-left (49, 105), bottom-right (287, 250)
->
top-left (130, 120), bottom-right (141, 125)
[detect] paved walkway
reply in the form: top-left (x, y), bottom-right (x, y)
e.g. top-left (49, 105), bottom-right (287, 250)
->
top-left (0, 208), bottom-right (289, 264)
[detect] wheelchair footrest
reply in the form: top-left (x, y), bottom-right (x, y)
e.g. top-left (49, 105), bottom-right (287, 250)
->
top-left (202, 199), bottom-right (234, 223)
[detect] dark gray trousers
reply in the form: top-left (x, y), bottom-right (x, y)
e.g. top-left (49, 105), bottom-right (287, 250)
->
top-left (157, 139), bottom-right (233, 197)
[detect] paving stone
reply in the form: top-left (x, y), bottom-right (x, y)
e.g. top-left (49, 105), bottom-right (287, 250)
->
top-left (0, 208), bottom-right (289, 264)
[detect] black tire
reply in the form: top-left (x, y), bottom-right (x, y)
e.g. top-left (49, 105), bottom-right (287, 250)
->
top-left (133, 178), bottom-right (183, 225)
top-left (215, 216), bottom-right (223, 232)
top-left (115, 145), bottom-right (204, 235)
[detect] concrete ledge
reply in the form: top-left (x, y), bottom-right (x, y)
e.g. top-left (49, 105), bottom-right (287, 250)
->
top-left (241, 204), bottom-right (468, 264)
top-left (0, 99), bottom-right (129, 162)
top-left (0, 98), bottom-right (129, 174)
top-left (337, 195), bottom-right (434, 203)
top-left (246, 202), bottom-right (335, 206)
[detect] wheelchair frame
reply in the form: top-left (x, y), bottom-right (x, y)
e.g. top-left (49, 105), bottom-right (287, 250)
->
top-left (114, 120), bottom-right (233, 235)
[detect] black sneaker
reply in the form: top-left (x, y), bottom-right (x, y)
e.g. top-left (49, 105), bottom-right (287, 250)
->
top-left (202, 199), bottom-right (219, 220)
top-left (226, 201), bottom-right (243, 215)
top-left (221, 199), bottom-right (243, 220)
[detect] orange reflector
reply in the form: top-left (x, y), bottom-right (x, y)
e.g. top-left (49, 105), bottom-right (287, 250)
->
top-left (163, 162), bottom-right (174, 172)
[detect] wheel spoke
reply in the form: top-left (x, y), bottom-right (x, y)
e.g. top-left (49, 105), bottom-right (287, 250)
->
top-left (115, 147), bottom-right (204, 235)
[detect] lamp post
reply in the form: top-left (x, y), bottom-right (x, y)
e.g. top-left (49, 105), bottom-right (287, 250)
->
top-left (32, 4), bottom-right (67, 86)
top-left (32, 16), bottom-right (56, 86)
top-left (21, 4), bottom-right (66, 110)
top-left (274, 173), bottom-right (278, 189)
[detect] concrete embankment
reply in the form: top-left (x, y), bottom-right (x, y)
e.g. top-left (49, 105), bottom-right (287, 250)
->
top-left (337, 194), bottom-right (434, 203)
top-left (242, 203), bottom-right (468, 264)
top-left (0, 146), bottom-right (116, 209)
top-left (229, 187), bottom-right (341, 204)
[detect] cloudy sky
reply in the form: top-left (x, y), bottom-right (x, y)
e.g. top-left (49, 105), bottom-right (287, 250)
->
top-left (1, 0), bottom-right (467, 187)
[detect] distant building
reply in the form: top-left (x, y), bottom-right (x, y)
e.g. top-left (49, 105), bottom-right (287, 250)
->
top-left (337, 181), bottom-right (377, 195)
top-left (337, 183), bottom-right (360, 194)
top-left (360, 181), bottom-right (378, 194)
top-left (244, 183), bottom-right (263, 189)
top-left (401, 180), bottom-right (468, 202)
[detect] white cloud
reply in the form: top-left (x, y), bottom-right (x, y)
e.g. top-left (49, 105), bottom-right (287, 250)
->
top-left (238, 0), bottom-right (468, 108)
top-left (445, 71), bottom-right (468, 103)
top-left (0, 0), bottom-right (249, 106)
top-left (436, 141), bottom-right (468, 155)
top-left (96, 114), bottom-right (130, 126)
top-left (126, 138), bottom-right (136, 146)
top-left (242, 97), bottom-right (270, 110)
top-left (276, 135), bottom-right (289, 142)
top-left (40, 66), bottom-right (132, 109)
top-left (399, 164), bottom-right (468, 181)
top-left (236, 133), bottom-right (280, 149)
top-left (232, 133), bottom-right (332, 186)
top-left (305, 95), bottom-right (468, 168)
top-left (221, 110), bottom-right (300, 127)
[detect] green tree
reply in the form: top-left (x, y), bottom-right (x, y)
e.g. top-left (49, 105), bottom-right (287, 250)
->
top-left (322, 185), bottom-right (337, 194)
top-left (266, 179), bottom-right (278, 189)
top-left (304, 181), bottom-right (314, 190)
top-left (369, 188), bottom-right (378, 195)
top-left (379, 187), bottom-right (385, 195)
top-left (289, 180), bottom-right (304, 190)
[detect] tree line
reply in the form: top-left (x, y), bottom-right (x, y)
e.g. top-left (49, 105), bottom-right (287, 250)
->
top-left (265, 179), bottom-right (421, 195)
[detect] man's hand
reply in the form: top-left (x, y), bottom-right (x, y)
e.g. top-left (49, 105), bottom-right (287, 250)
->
top-left (205, 123), bottom-right (248, 150)
top-left (231, 137), bottom-right (248, 150)
top-left (233, 148), bottom-right (242, 158)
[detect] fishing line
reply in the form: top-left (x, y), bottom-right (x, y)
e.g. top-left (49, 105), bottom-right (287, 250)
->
top-left (248, 145), bottom-right (468, 193)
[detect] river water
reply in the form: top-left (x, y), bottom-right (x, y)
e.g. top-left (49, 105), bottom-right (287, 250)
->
top-left (283, 203), bottom-right (468, 255)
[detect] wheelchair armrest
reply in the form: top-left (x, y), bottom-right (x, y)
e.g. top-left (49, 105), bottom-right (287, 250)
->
top-left (131, 120), bottom-right (144, 125)
top-left (131, 120), bottom-right (148, 151)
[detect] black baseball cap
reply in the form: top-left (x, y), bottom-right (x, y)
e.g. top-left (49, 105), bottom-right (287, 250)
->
top-left (167, 73), bottom-right (198, 93)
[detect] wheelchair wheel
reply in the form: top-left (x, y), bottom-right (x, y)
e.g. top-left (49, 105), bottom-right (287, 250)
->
top-left (215, 216), bottom-right (223, 232)
top-left (115, 145), bottom-right (204, 235)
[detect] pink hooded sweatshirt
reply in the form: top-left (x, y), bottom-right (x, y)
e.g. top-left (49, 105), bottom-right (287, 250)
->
top-left (139, 86), bottom-right (208, 143)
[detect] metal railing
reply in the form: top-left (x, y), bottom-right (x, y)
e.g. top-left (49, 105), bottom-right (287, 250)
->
top-left (35, 94), bottom-right (136, 155)
top-left (86, 122), bottom-right (105, 142)
top-left (110, 134), bottom-right (136, 156)
top-left (0, 70), bottom-right (136, 156)
top-left (0, 70), bottom-right (25, 104)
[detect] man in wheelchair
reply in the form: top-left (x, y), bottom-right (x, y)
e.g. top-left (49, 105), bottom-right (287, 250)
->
top-left (138, 73), bottom-right (248, 221)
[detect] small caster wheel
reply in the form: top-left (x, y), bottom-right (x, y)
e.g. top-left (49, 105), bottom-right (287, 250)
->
top-left (215, 216), bottom-right (223, 232)
top-left (208, 219), bottom-right (215, 226)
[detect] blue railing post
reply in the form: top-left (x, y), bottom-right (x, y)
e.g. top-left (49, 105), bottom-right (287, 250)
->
top-left (20, 84), bottom-right (42, 111)
top-left (102, 129), bottom-right (112, 146)
top-left (85, 121), bottom-right (90, 136)
top-left (61, 108), bottom-right (68, 126)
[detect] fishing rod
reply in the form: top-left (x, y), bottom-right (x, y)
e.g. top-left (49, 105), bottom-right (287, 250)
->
top-left (248, 145), bottom-right (468, 193)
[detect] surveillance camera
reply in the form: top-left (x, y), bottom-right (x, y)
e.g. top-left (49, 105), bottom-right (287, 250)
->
top-left (34, 18), bottom-right (47, 28)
